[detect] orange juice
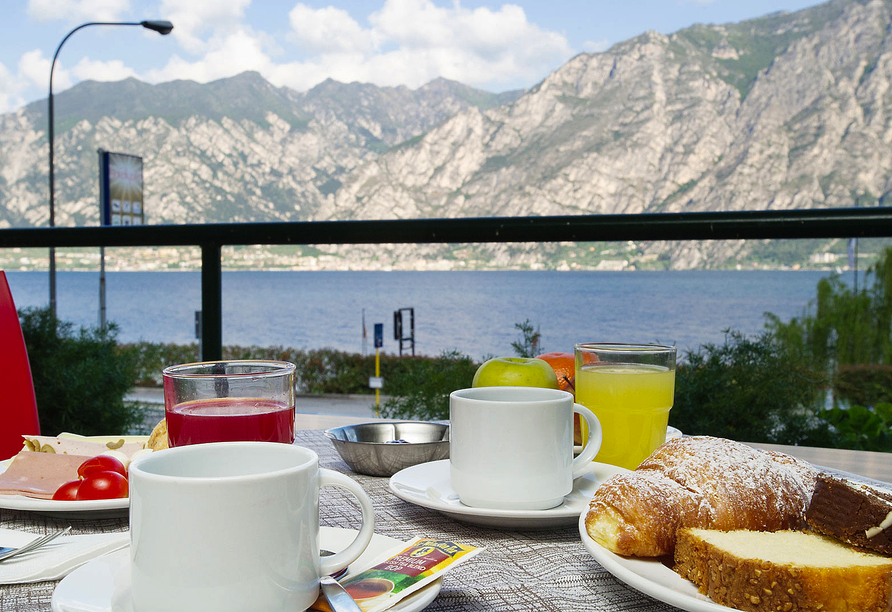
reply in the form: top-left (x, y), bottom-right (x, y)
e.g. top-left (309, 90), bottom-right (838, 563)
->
top-left (575, 363), bottom-right (675, 470)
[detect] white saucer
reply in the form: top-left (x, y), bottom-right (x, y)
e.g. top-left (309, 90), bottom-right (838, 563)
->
top-left (51, 527), bottom-right (442, 612)
top-left (578, 513), bottom-right (732, 611)
top-left (389, 459), bottom-right (628, 529)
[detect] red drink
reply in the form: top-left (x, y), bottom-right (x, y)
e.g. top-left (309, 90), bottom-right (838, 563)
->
top-left (165, 397), bottom-right (295, 447)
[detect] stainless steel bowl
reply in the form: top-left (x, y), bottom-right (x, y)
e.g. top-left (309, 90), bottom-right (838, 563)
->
top-left (324, 421), bottom-right (450, 477)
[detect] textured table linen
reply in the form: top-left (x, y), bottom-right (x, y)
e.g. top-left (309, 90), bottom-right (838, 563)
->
top-left (0, 429), bottom-right (679, 612)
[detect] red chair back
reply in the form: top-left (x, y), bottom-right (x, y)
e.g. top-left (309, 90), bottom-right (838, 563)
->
top-left (0, 271), bottom-right (40, 460)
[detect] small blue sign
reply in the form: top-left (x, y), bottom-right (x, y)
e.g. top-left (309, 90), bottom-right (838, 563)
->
top-left (374, 323), bottom-right (383, 348)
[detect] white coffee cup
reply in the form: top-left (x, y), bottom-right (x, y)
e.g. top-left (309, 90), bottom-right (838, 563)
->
top-left (128, 442), bottom-right (375, 612)
top-left (449, 386), bottom-right (602, 510)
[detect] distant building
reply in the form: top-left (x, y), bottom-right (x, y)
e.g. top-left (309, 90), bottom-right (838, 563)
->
top-left (809, 252), bottom-right (838, 264)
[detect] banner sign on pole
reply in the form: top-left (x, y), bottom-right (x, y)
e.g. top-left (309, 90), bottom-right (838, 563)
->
top-left (99, 150), bottom-right (144, 226)
top-left (374, 323), bottom-right (383, 349)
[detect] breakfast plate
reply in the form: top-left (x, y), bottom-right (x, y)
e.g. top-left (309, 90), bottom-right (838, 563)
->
top-left (578, 513), bottom-right (734, 612)
top-left (389, 459), bottom-right (628, 529)
top-left (0, 435), bottom-right (149, 519)
top-left (51, 527), bottom-right (442, 612)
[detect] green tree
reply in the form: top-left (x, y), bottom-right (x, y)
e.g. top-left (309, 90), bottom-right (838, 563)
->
top-left (20, 307), bottom-right (140, 436)
top-left (670, 330), bottom-right (833, 446)
top-left (511, 319), bottom-right (541, 357)
top-left (379, 350), bottom-right (478, 420)
top-left (767, 246), bottom-right (892, 369)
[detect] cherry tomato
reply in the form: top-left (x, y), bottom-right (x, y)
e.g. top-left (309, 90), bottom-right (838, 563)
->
top-left (77, 455), bottom-right (127, 479)
top-left (75, 471), bottom-right (129, 500)
top-left (51, 480), bottom-right (81, 501)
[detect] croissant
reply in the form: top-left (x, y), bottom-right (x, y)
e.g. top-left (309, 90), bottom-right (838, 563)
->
top-left (584, 436), bottom-right (818, 557)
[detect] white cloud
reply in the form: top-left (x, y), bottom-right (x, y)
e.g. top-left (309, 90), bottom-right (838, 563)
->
top-left (27, 0), bottom-right (131, 22)
top-left (147, 29), bottom-right (274, 84)
top-left (16, 0), bottom-right (577, 103)
top-left (276, 0), bottom-right (574, 91)
top-left (0, 61), bottom-right (23, 114)
top-left (73, 57), bottom-right (137, 82)
top-left (582, 39), bottom-right (610, 53)
top-left (20, 50), bottom-right (57, 90)
top-left (159, 0), bottom-right (251, 54)
top-left (289, 4), bottom-right (376, 54)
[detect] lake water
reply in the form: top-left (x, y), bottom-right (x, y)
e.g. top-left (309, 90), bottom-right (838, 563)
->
top-left (4, 270), bottom-right (849, 360)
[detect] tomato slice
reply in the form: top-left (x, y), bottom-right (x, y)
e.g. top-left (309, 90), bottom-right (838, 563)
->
top-left (75, 471), bottom-right (129, 500)
top-left (77, 455), bottom-right (127, 479)
top-left (52, 479), bottom-right (81, 501)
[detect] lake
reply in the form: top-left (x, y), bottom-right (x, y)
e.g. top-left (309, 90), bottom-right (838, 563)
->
top-left (4, 270), bottom-right (848, 360)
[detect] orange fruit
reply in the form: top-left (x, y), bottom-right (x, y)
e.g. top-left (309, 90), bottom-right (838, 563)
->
top-left (535, 352), bottom-right (575, 393)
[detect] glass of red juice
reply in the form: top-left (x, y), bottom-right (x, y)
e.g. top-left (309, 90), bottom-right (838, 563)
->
top-left (162, 360), bottom-right (296, 447)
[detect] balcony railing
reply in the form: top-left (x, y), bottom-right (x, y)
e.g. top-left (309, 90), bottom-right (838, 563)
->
top-left (3, 207), bottom-right (892, 360)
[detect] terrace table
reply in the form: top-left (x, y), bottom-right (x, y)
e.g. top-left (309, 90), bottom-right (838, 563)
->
top-left (1, 414), bottom-right (889, 612)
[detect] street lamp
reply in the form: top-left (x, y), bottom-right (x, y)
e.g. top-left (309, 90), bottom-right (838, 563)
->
top-left (48, 20), bottom-right (173, 317)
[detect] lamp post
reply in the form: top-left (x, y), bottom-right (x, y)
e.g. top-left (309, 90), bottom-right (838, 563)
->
top-left (48, 20), bottom-right (173, 318)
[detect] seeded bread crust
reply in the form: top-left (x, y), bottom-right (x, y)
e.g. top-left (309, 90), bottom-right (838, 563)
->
top-left (674, 529), bottom-right (892, 612)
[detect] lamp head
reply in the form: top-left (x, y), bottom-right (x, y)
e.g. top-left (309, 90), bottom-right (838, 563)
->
top-left (141, 20), bottom-right (173, 35)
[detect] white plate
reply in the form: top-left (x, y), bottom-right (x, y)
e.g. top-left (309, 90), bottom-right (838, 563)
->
top-left (578, 513), bottom-right (734, 612)
top-left (0, 435), bottom-right (149, 518)
top-left (389, 459), bottom-right (627, 529)
top-left (51, 527), bottom-right (442, 612)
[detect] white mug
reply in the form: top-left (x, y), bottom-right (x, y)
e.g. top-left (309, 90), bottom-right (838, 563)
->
top-left (129, 442), bottom-right (375, 612)
top-left (449, 386), bottom-right (602, 510)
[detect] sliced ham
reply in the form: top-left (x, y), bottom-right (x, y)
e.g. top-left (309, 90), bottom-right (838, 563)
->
top-left (0, 452), bottom-right (90, 499)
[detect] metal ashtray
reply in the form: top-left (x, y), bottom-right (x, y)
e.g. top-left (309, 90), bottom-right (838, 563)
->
top-left (323, 421), bottom-right (450, 477)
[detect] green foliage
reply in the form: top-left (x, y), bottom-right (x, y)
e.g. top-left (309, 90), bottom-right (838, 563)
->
top-left (126, 342), bottom-right (479, 402)
top-left (20, 307), bottom-right (140, 436)
top-left (511, 319), bottom-right (541, 358)
top-left (767, 247), bottom-right (892, 369)
top-left (820, 403), bottom-right (892, 452)
top-left (378, 350), bottom-right (479, 421)
top-left (834, 365), bottom-right (892, 407)
top-left (670, 330), bottom-right (833, 446)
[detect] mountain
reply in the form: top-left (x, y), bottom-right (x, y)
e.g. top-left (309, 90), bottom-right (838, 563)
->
top-left (1, 0), bottom-right (891, 271)
top-left (1, 72), bottom-right (523, 229)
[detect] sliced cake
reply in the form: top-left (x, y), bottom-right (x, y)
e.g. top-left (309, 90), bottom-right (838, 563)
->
top-left (806, 473), bottom-right (892, 556)
top-left (674, 528), bottom-right (892, 612)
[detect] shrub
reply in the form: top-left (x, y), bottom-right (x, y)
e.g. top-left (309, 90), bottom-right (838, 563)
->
top-left (670, 330), bottom-right (833, 446)
top-left (20, 307), bottom-right (140, 436)
top-left (834, 364), bottom-right (892, 407)
top-left (379, 350), bottom-right (479, 420)
top-left (820, 402), bottom-right (892, 452)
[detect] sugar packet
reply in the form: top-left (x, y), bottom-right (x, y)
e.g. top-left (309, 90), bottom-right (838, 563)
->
top-left (311, 537), bottom-right (483, 612)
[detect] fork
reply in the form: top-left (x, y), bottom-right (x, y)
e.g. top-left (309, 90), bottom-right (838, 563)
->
top-left (0, 527), bottom-right (71, 563)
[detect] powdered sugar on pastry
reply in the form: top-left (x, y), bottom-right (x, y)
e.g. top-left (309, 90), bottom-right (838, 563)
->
top-left (585, 436), bottom-right (818, 557)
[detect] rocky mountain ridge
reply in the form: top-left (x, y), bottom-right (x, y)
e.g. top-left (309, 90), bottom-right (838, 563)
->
top-left (1, 0), bottom-right (891, 270)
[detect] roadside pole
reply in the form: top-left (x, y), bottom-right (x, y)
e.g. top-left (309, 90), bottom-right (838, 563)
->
top-left (370, 323), bottom-right (384, 417)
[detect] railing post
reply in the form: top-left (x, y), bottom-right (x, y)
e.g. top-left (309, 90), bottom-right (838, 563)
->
top-left (200, 242), bottom-right (222, 362)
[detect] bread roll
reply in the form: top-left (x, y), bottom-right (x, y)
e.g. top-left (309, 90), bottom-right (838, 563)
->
top-left (585, 436), bottom-right (817, 557)
top-left (146, 419), bottom-right (168, 451)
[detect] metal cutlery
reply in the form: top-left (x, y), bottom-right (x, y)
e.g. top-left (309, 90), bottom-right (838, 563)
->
top-left (0, 526), bottom-right (71, 563)
top-left (319, 575), bottom-right (362, 612)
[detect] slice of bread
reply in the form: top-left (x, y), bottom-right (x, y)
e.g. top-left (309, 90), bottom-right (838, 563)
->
top-left (674, 529), bottom-right (892, 612)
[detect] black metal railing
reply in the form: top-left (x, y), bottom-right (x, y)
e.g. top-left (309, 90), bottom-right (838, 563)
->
top-left (3, 207), bottom-right (892, 360)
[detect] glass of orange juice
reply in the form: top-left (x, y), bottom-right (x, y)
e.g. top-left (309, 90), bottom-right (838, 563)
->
top-left (574, 343), bottom-right (676, 470)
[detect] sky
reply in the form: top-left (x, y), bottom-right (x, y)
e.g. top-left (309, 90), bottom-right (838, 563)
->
top-left (0, 0), bottom-right (830, 114)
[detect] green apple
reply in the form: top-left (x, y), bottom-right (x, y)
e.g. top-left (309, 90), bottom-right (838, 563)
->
top-left (472, 357), bottom-right (560, 389)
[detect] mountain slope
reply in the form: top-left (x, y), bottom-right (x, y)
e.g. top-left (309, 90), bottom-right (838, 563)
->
top-left (321, 0), bottom-right (892, 266)
top-left (1, 0), bottom-right (890, 270)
